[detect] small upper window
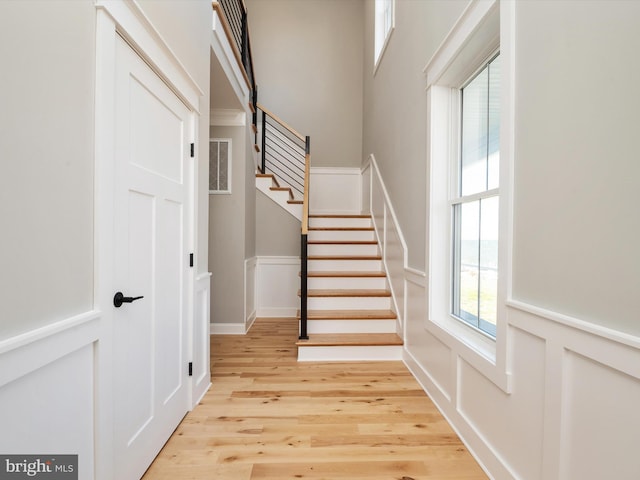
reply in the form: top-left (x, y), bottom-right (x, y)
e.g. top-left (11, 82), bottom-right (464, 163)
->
top-left (209, 138), bottom-right (231, 194)
top-left (374, 0), bottom-right (394, 70)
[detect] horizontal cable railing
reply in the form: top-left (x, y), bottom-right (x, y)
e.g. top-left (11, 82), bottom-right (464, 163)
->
top-left (257, 103), bottom-right (307, 201)
top-left (213, 0), bottom-right (256, 93)
top-left (256, 104), bottom-right (311, 339)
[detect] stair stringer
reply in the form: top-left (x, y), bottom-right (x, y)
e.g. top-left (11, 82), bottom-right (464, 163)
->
top-left (255, 174), bottom-right (302, 221)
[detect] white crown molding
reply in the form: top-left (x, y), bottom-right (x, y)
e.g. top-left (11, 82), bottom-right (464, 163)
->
top-left (210, 109), bottom-right (246, 126)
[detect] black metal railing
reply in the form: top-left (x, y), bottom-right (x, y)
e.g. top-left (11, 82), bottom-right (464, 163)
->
top-left (258, 105), bottom-right (307, 200)
top-left (299, 137), bottom-right (311, 340)
top-left (216, 0), bottom-right (256, 94)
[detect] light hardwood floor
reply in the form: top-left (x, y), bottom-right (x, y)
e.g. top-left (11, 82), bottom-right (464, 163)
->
top-left (142, 317), bottom-right (487, 479)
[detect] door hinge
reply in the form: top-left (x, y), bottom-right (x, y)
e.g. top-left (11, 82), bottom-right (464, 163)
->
top-left (189, 253), bottom-right (194, 267)
top-left (188, 362), bottom-right (193, 376)
top-left (190, 143), bottom-right (194, 157)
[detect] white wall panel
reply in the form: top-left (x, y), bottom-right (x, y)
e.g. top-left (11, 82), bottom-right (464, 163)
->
top-left (361, 163), bottom-right (371, 215)
top-left (256, 257), bottom-right (300, 317)
top-left (384, 208), bottom-right (405, 329)
top-left (560, 350), bottom-right (640, 480)
top-left (371, 170), bottom-right (385, 248)
top-left (309, 167), bottom-right (362, 215)
top-left (245, 257), bottom-right (257, 328)
top-left (458, 327), bottom-right (545, 480)
top-left (0, 312), bottom-right (99, 479)
top-left (193, 273), bottom-right (212, 405)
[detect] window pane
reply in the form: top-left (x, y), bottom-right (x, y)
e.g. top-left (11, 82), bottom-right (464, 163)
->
top-left (209, 141), bottom-right (219, 191)
top-left (461, 67), bottom-right (488, 197)
top-left (479, 196), bottom-right (499, 334)
top-left (487, 55), bottom-right (500, 191)
top-left (219, 141), bottom-right (228, 191)
top-left (454, 200), bottom-right (480, 327)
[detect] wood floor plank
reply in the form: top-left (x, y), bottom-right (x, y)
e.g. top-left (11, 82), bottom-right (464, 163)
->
top-left (142, 317), bottom-right (487, 480)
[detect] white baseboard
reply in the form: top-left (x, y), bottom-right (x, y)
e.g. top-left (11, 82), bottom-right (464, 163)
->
top-left (256, 307), bottom-right (298, 318)
top-left (210, 323), bottom-right (246, 335)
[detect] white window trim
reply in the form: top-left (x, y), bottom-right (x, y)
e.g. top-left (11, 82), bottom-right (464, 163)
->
top-left (209, 138), bottom-right (232, 195)
top-left (424, 0), bottom-right (514, 392)
top-left (373, 0), bottom-right (395, 74)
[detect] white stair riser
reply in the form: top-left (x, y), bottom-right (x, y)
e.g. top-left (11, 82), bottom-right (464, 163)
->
top-left (308, 276), bottom-right (387, 290)
top-left (308, 230), bottom-right (376, 242)
top-left (309, 217), bottom-right (372, 228)
top-left (307, 296), bottom-right (391, 310)
top-left (297, 345), bottom-right (403, 362)
top-left (255, 176), bottom-right (273, 190)
top-left (308, 259), bottom-right (382, 271)
top-left (256, 177), bottom-right (302, 221)
top-left (308, 244), bottom-right (379, 256)
top-left (307, 319), bottom-right (397, 334)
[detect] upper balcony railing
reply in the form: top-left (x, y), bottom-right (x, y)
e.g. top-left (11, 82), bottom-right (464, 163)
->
top-left (213, 0), bottom-right (255, 93)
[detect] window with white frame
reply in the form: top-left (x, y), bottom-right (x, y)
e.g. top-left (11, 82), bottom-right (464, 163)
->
top-left (374, 0), bottom-right (394, 69)
top-left (452, 53), bottom-right (500, 338)
top-left (425, 0), bottom-right (507, 360)
top-left (209, 138), bottom-right (231, 194)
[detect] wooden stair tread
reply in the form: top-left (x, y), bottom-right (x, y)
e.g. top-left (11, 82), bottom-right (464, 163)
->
top-left (308, 240), bottom-right (378, 245)
top-left (288, 199), bottom-right (303, 204)
top-left (309, 214), bottom-right (372, 219)
top-left (256, 173), bottom-right (280, 187)
top-left (254, 144), bottom-right (260, 152)
top-left (308, 255), bottom-right (382, 260)
top-left (305, 271), bottom-right (387, 278)
top-left (296, 333), bottom-right (403, 347)
top-left (309, 227), bottom-right (374, 231)
top-left (270, 186), bottom-right (294, 199)
top-left (299, 289), bottom-right (391, 298)
top-left (298, 309), bottom-right (397, 320)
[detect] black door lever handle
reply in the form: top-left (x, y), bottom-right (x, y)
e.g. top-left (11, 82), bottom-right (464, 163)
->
top-left (113, 291), bottom-right (144, 308)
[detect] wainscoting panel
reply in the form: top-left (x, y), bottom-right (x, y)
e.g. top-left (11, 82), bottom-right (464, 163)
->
top-left (560, 349), bottom-right (640, 479)
top-left (384, 207), bottom-right (405, 331)
top-left (256, 257), bottom-right (300, 318)
top-left (245, 257), bottom-right (257, 329)
top-left (193, 273), bottom-right (212, 405)
top-left (309, 167), bottom-right (362, 215)
top-left (0, 311), bottom-right (99, 479)
top-left (362, 152), bottom-right (640, 478)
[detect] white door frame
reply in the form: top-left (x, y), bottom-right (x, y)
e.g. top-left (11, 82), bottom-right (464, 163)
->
top-left (94, 2), bottom-right (202, 479)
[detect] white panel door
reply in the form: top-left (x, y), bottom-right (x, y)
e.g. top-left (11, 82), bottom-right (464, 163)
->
top-left (113, 35), bottom-right (191, 480)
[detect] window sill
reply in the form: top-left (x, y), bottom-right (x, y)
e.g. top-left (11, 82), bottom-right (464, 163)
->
top-left (425, 309), bottom-right (511, 393)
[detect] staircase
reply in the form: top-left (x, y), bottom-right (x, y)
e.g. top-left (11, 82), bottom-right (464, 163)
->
top-left (296, 214), bottom-right (403, 361)
top-left (213, 0), bottom-right (403, 363)
top-left (255, 172), bottom-right (303, 220)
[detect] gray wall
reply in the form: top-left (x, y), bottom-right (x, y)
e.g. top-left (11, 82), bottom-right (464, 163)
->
top-left (0, 1), bottom-right (211, 340)
top-left (209, 125), bottom-right (253, 325)
top-left (245, 0), bottom-right (364, 168)
top-left (511, 0), bottom-right (640, 335)
top-left (256, 191), bottom-right (301, 257)
top-left (363, 0), bottom-right (640, 333)
top-left (0, 0), bottom-right (96, 340)
top-left (363, 0), bottom-right (468, 269)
